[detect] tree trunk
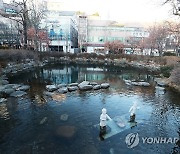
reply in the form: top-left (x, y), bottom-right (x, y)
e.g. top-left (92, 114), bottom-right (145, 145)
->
top-left (23, 2), bottom-right (28, 49)
top-left (23, 21), bottom-right (28, 49)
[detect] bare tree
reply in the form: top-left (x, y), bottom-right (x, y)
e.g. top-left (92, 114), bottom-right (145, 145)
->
top-left (0, 0), bottom-right (29, 48)
top-left (145, 24), bottom-right (169, 56)
top-left (0, 0), bottom-right (46, 50)
top-left (105, 40), bottom-right (124, 54)
top-left (165, 21), bottom-right (180, 55)
top-left (28, 0), bottom-right (46, 51)
top-left (126, 37), bottom-right (140, 54)
top-left (163, 0), bottom-right (180, 16)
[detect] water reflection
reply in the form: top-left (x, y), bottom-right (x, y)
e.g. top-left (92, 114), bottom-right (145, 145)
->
top-left (1, 64), bottom-right (179, 154)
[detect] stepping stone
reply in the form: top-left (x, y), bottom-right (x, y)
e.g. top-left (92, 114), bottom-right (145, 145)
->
top-left (68, 86), bottom-right (78, 92)
top-left (10, 91), bottom-right (27, 97)
top-left (3, 88), bottom-right (15, 95)
top-left (68, 83), bottom-right (79, 87)
top-left (79, 85), bottom-right (93, 91)
top-left (93, 85), bottom-right (101, 90)
top-left (46, 85), bottom-right (58, 92)
top-left (78, 81), bottom-right (90, 87)
top-left (101, 83), bottom-right (110, 89)
top-left (58, 87), bottom-right (68, 93)
top-left (90, 82), bottom-right (98, 86)
top-left (17, 85), bottom-right (30, 91)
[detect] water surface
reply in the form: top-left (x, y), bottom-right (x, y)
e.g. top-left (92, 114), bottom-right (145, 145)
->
top-left (0, 64), bottom-right (179, 154)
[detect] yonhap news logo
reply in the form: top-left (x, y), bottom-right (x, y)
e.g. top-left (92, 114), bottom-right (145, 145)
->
top-left (125, 133), bottom-right (179, 149)
top-left (125, 133), bottom-right (139, 148)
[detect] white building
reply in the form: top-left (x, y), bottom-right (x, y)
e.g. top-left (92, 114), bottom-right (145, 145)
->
top-left (41, 11), bottom-right (78, 53)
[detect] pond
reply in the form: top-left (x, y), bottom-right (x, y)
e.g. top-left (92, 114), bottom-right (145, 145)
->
top-left (0, 64), bottom-right (179, 154)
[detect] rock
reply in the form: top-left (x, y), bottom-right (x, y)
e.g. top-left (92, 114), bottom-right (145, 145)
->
top-left (79, 85), bottom-right (93, 91)
top-left (68, 83), bottom-right (79, 87)
top-left (43, 91), bottom-right (54, 97)
top-left (17, 85), bottom-right (30, 91)
top-left (11, 84), bottom-right (21, 90)
top-left (60, 114), bottom-right (69, 121)
top-left (3, 88), bottom-right (15, 95)
top-left (155, 86), bottom-right (165, 91)
top-left (154, 78), bottom-right (169, 87)
top-left (90, 82), bottom-right (98, 86)
top-left (68, 86), bottom-right (78, 92)
top-left (78, 81), bottom-right (90, 87)
top-left (58, 87), bottom-right (68, 93)
top-left (55, 126), bottom-right (77, 138)
top-left (93, 85), bottom-right (101, 90)
top-left (155, 86), bottom-right (166, 95)
top-left (46, 85), bottom-right (58, 92)
top-left (101, 83), bottom-right (110, 89)
top-left (0, 98), bottom-right (7, 103)
top-left (52, 94), bottom-right (66, 102)
top-left (1, 80), bottom-right (9, 85)
top-left (124, 80), bottom-right (132, 86)
top-left (57, 84), bottom-right (67, 88)
top-left (157, 81), bottom-right (167, 87)
top-left (10, 91), bottom-right (27, 97)
top-left (131, 81), bottom-right (150, 87)
top-left (40, 117), bottom-right (47, 125)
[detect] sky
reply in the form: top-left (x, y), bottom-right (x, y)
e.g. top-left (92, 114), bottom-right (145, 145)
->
top-left (3, 0), bottom-right (177, 24)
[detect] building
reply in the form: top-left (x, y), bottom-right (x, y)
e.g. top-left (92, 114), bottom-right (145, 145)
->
top-left (86, 19), bottom-right (149, 53)
top-left (77, 13), bottom-right (88, 52)
top-left (0, 0), bottom-right (21, 48)
top-left (41, 11), bottom-right (78, 52)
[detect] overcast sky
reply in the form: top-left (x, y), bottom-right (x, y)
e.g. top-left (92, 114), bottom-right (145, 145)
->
top-left (4, 0), bottom-right (176, 23)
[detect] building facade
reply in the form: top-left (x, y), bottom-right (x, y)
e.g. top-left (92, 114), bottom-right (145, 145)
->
top-left (77, 14), bottom-right (88, 52)
top-left (86, 19), bottom-right (149, 53)
top-left (0, 0), bottom-right (21, 48)
top-left (41, 11), bottom-right (78, 52)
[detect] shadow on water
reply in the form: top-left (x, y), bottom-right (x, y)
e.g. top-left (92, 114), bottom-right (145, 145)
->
top-left (0, 63), bottom-right (179, 154)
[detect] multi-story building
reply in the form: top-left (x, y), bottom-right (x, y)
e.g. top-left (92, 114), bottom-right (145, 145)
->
top-left (77, 13), bottom-right (88, 52)
top-left (86, 19), bottom-right (149, 53)
top-left (41, 11), bottom-right (78, 52)
top-left (0, 0), bottom-right (21, 48)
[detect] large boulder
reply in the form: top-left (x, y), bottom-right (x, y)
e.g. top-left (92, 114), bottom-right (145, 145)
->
top-left (57, 84), bottom-right (67, 88)
top-left (17, 85), bottom-right (30, 91)
top-left (90, 82), bottom-right (98, 86)
top-left (93, 85), bottom-right (101, 90)
top-left (58, 87), bottom-right (68, 93)
top-left (78, 81), bottom-right (90, 87)
top-left (46, 85), bottom-right (58, 92)
top-left (68, 86), bottom-right (78, 92)
top-left (79, 85), bottom-right (93, 91)
top-left (10, 91), bottom-right (27, 97)
top-left (101, 83), bottom-right (110, 89)
top-left (3, 88), bottom-right (15, 95)
top-left (68, 83), bottom-right (79, 87)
